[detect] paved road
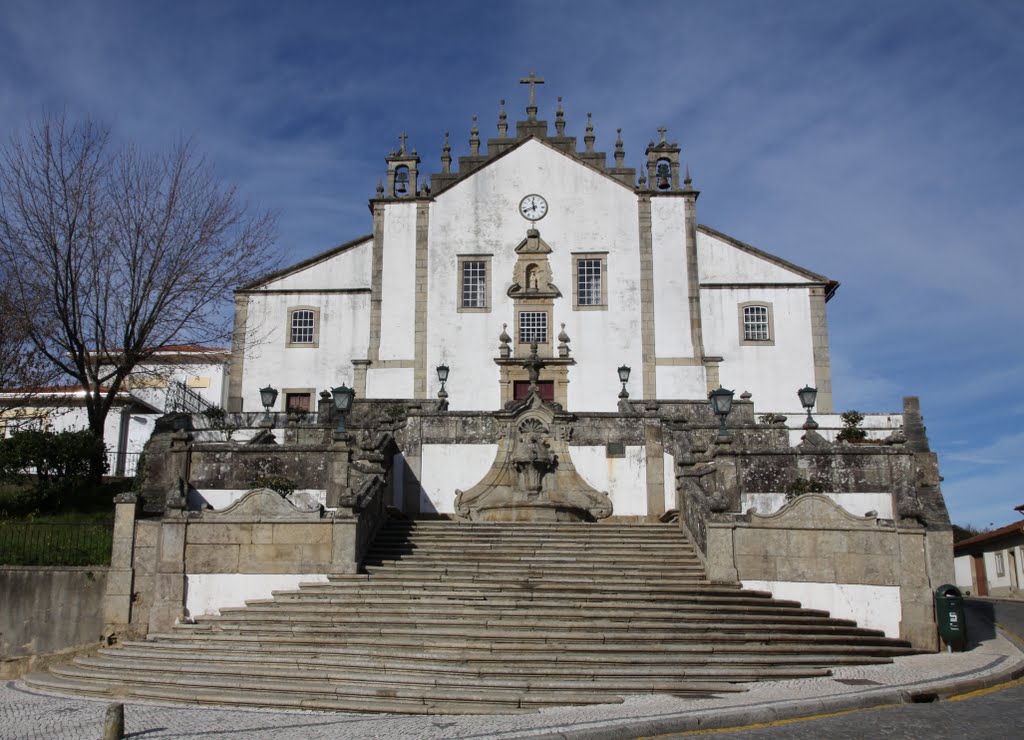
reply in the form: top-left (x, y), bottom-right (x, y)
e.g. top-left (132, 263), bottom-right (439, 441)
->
top-left (645, 678), bottom-right (1024, 739)
top-left (644, 599), bottom-right (1024, 740)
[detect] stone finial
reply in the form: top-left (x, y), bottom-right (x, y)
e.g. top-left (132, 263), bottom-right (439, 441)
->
top-left (376, 178), bottom-right (384, 197)
top-left (520, 70), bottom-right (544, 121)
top-left (499, 323), bottom-right (511, 359)
top-left (498, 99), bottom-right (508, 138)
top-left (637, 167), bottom-right (647, 188)
top-left (555, 96), bottom-right (566, 136)
top-left (614, 128), bottom-right (625, 167)
top-left (584, 112), bottom-right (595, 153)
top-left (558, 323), bottom-right (570, 358)
top-left (441, 131), bottom-right (451, 174)
top-left (740, 390), bottom-right (752, 400)
top-left (683, 164), bottom-right (693, 192)
top-left (470, 115), bottom-right (480, 156)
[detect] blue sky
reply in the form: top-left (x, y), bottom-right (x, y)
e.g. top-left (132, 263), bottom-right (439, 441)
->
top-left (2, 0), bottom-right (1021, 528)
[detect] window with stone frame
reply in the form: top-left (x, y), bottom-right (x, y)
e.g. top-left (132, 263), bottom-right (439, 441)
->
top-left (287, 307), bottom-right (320, 347)
top-left (518, 310), bottom-right (548, 344)
top-left (995, 551), bottom-right (1006, 577)
top-left (738, 302), bottom-right (775, 346)
top-left (572, 253), bottom-right (608, 310)
top-left (285, 392), bottom-right (311, 414)
top-left (457, 255), bottom-right (491, 312)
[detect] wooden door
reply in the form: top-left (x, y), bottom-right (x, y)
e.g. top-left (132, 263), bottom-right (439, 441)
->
top-left (973, 554), bottom-right (989, 596)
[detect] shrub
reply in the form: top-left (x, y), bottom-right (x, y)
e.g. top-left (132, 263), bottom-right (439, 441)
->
top-left (0, 430), bottom-right (108, 512)
top-left (785, 478), bottom-right (826, 500)
top-left (250, 475), bottom-right (296, 497)
top-left (836, 410), bottom-right (868, 442)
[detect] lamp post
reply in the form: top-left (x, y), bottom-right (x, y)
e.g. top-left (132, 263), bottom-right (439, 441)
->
top-left (617, 365), bottom-right (631, 412)
top-left (259, 385), bottom-right (278, 427)
top-left (436, 364), bottom-right (449, 411)
top-left (708, 386), bottom-right (735, 437)
top-left (797, 385), bottom-right (818, 430)
top-left (331, 384), bottom-right (355, 435)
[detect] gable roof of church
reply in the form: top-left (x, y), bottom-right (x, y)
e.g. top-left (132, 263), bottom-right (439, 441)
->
top-left (427, 134), bottom-right (636, 198)
top-left (697, 224), bottom-right (840, 300)
top-left (237, 233), bottom-right (372, 292)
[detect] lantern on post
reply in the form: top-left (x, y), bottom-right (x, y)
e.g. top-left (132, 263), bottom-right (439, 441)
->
top-left (708, 386), bottom-right (735, 437)
top-left (331, 384), bottom-right (355, 434)
top-left (436, 364), bottom-right (450, 410)
top-left (259, 385), bottom-right (278, 426)
top-left (797, 385), bottom-right (819, 430)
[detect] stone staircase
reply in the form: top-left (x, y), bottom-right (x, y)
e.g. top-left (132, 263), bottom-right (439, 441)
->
top-left (25, 521), bottom-right (919, 714)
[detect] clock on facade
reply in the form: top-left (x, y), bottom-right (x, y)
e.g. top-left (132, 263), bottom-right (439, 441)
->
top-left (519, 194), bottom-right (548, 221)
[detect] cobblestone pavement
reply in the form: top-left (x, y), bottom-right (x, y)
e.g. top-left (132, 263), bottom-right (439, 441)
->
top-left (3, 610), bottom-right (1022, 740)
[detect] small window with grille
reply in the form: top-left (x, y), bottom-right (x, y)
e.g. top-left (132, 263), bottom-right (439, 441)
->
top-left (518, 311), bottom-right (548, 344)
top-left (457, 255), bottom-right (491, 312)
top-left (742, 305), bottom-right (771, 342)
top-left (287, 307), bottom-right (320, 347)
top-left (572, 253), bottom-right (608, 310)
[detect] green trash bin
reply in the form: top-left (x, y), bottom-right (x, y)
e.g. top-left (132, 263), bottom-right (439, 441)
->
top-left (935, 584), bottom-right (967, 652)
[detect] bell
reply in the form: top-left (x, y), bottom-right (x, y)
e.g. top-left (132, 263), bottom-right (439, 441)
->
top-left (395, 168), bottom-right (409, 195)
top-left (656, 162), bottom-right (671, 190)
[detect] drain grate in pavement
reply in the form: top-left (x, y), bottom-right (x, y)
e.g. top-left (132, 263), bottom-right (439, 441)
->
top-left (833, 678), bottom-right (883, 686)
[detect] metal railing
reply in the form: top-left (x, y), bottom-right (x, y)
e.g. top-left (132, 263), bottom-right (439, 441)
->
top-left (165, 379), bottom-right (213, 414)
top-left (0, 520), bottom-right (114, 566)
top-left (106, 450), bottom-right (142, 477)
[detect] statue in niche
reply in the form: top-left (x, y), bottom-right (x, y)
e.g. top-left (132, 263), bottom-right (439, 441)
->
top-left (526, 264), bottom-right (539, 291)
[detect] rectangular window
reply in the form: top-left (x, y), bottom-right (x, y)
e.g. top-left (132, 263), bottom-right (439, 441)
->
top-left (457, 254), bottom-right (492, 312)
top-left (519, 311), bottom-right (548, 344)
top-left (572, 252), bottom-right (608, 310)
top-left (290, 310), bottom-right (315, 344)
top-left (462, 260), bottom-right (486, 307)
top-left (742, 305), bottom-right (770, 342)
top-left (995, 552), bottom-right (1006, 577)
top-left (577, 259), bottom-right (602, 305)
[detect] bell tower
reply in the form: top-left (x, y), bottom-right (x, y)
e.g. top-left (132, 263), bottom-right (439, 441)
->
top-left (385, 132), bottom-right (420, 198)
top-left (645, 127), bottom-right (681, 191)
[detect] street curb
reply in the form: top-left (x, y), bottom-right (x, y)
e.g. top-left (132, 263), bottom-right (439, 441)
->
top-left (523, 652), bottom-right (1024, 740)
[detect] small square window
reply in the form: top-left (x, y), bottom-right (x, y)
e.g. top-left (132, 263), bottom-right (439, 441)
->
top-left (519, 311), bottom-right (548, 344)
top-left (287, 307), bottom-right (320, 347)
top-left (738, 302), bottom-right (775, 346)
top-left (285, 392), bottom-right (311, 414)
top-left (291, 310), bottom-right (314, 343)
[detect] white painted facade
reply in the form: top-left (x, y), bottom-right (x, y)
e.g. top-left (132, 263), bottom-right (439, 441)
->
top-left (185, 573), bottom-right (330, 617)
top-left (230, 115), bottom-right (836, 421)
top-left (739, 492), bottom-right (895, 519)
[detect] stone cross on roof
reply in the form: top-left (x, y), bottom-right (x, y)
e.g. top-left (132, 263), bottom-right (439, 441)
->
top-left (657, 127), bottom-right (667, 144)
top-left (520, 71), bottom-right (545, 107)
top-left (398, 132), bottom-right (408, 154)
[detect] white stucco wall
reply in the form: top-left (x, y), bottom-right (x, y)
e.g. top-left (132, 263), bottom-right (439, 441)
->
top-left (701, 286), bottom-right (815, 413)
top-left (742, 580), bottom-right (902, 638)
top-left (260, 239), bottom-right (372, 292)
top-left (654, 365), bottom-right (707, 401)
top-left (188, 489), bottom-right (326, 511)
top-left (240, 292), bottom-right (371, 410)
top-left (423, 140), bottom-right (643, 411)
top-left (697, 230), bottom-right (814, 284)
top-left (379, 204), bottom-right (418, 361)
top-left (953, 555), bottom-right (974, 590)
top-left (420, 443), bottom-right (498, 514)
top-left (570, 444), bottom-right (647, 516)
top-left (739, 492), bottom-right (895, 519)
top-left (365, 367), bottom-right (414, 398)
top-left (663, 451), bottom-right (676, 512)
top-left (651, 198), bottom-right (693, 361)
top-left (783, 413), bottom-right (904, 446)
top-left (185, 573), bottom-right (330, 617)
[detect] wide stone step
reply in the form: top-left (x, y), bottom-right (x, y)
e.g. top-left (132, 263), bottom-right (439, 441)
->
top-left (134, 638), bottom-right (905, 667)
top-left (67, 655), bottom-right (745, 697)
top-left (340, 571), bottom-right (710, 586)
top-left (100, 644), bottom-right (839, 679)
top-left (197, 619), bottom-right (901, 647)
top-left (222, 608), bottom-right (881, 635)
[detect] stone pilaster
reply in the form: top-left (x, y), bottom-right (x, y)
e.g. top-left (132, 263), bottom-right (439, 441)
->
top-left (147, 514), bottom-right (188, 633)
top-left (103, 493), bottom-right (139, 638)
top-left (414, 201), bottom-right (430, 398)
top-left (368, 203), bottom-right (386, 362)
top-left (809, 286), bottom-right (833, 412)
top-left (325, 435), bottom-right (353, 509)
top-left (684, 190), bottom-right (708, 373)
top-left (226, 294), bottom-right (248, 412)
top-left (644, 420), bottom-right (665, 518)
top-left (637, 195), bottom-right (656, 399)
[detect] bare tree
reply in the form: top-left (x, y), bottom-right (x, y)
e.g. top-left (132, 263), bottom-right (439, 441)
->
top-left (0, 270), bottom-right (59, 411)
top-left (0, 114), bottom-right (276, 467)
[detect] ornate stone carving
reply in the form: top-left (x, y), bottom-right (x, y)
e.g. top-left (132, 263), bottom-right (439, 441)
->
top-left (454, 394), bottom-right (612, 522)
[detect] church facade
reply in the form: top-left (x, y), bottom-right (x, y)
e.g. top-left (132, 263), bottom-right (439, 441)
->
top-left (228, 80), bottom-right (835, 420)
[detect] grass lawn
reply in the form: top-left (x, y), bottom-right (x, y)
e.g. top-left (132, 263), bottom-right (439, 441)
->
top-left (0, 478), bottom-right (133, 565)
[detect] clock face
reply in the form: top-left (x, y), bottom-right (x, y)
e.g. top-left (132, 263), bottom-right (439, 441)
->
top-left (519, 194), bottom-right (548, 221)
